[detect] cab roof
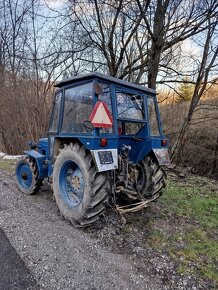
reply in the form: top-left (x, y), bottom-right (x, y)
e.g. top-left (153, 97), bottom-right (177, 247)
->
top-left (55, 72), bottom-right (156, 94)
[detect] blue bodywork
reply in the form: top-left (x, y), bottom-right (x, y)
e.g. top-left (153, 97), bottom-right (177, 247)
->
top-left (23, 73), bottom-right (168, 178)
top-left (24, 138), bottom-right (49, 179)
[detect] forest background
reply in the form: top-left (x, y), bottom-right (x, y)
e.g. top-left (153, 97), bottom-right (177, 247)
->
top-left (0, 0), bottom-right (217, 178)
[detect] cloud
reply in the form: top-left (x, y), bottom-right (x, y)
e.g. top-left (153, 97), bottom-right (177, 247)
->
top-left (41, 0), bottom-right (67, 9)
top-left (180, 38), bottom-right (201, 59)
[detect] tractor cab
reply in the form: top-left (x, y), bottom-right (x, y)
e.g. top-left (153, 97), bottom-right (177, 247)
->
top-left (49, 73), bottom-right (169, 167)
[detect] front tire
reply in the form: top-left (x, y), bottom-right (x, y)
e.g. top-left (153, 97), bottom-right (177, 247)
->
top-left (53, 143), bottom-right (110, 227)
top-left (15, 157), bottom-right (42, 195)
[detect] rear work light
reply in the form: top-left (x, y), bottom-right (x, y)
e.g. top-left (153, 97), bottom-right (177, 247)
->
top-left (100, 138), bottom-right (108, 147)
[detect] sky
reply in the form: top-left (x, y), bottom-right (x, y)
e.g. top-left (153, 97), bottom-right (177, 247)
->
top-left (41, 0), bottom-right (67, 9)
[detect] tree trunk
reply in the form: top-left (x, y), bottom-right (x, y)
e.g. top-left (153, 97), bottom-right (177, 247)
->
top-left (210, 131), bottom-right (218, 176)
top-left (147, 0), bottom-right (170, 89)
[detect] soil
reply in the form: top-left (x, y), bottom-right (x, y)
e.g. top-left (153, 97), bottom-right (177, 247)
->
top-left (0, 169), bottom-right (216, 290)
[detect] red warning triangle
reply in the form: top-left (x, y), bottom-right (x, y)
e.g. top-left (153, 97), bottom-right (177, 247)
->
top-left (89, 101), bottom-right (113, 128)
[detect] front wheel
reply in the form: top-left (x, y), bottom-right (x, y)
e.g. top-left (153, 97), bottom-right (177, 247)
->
top-left (15, 157), bottom-right (42, 195)
top-left (53, 143), bottom-right (110, 227)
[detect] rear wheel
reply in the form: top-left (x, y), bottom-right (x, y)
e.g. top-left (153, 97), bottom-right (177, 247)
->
top-left (15, 157), bottom-right (42, 195)
top-left (53, 143), bottom-right (110, 227)
top-left (129, 155), bottom-right (166, 199)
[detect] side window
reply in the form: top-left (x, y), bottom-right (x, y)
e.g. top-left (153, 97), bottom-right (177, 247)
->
top-left (49, 91), bottom-right (62, 132)
top-left (147, 97), bottom-right (160, 136)
top-left (62, 83), bottom-right (93, 133)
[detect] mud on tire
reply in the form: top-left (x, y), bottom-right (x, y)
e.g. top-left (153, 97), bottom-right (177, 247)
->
top-left (53, 143), bottom-right (110, 227)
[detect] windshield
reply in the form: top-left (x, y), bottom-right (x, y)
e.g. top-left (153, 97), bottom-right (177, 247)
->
top-left (116, 91), bottom-right (144, 120)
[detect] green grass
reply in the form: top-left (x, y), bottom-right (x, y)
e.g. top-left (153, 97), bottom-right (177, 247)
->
top-left (158, 177), bottom-right (218, 284)
top-left (161, 179), bottom-right (218, 231)
top-left (171, 229), bottom-right (218, 283)
top-left (0, 159), bottom-right (16, 174)
top-left (147, 229), bottom-right (167, 251)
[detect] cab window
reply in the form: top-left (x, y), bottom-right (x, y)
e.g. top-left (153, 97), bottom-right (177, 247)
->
top-left (147, 97), bottom-right (160, 136)
top-left (116, 91), bottom-right (144, 120)
top-left (62, 83), bottom-right (93, 133)
top-left (49, 91), bottom-right (62, 133)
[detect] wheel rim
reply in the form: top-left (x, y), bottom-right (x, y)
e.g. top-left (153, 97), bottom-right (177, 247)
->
top-left (59, 160), bottom-right (84, 208)
top-left (16, 162), bottom-right (33, 189)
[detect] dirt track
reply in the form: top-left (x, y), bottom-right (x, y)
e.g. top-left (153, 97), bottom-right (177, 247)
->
top-left (0, 170), bottom-right (164, 290)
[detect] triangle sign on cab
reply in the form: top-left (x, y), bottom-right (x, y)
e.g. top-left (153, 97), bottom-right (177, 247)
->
top-left (89, 101), bottom-right (113, 128)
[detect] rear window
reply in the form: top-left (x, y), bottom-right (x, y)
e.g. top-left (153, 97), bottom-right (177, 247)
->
top-left (116, 91), bottom-right (144, 120)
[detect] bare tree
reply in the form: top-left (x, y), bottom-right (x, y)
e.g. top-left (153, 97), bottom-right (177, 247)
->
top-left (64, 0), bottom-right (218, 89)
top-left (171, 14), bottom-right (218, 159)
top-left (66, 0), bottom-right (146, 79)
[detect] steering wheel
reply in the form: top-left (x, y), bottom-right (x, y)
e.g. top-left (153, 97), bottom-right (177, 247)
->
top-left (83, 120), bottom-right (93, 132)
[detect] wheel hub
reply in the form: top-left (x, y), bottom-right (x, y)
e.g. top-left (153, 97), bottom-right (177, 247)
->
top-left (71, 175), bottom-right (81, 191)
top-left (21, 173), bottom-right (28, 180)
top-left (16, 161), bottom-right (33, 190)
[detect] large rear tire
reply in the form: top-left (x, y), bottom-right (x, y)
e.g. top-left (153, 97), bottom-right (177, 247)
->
top-left (137, 155), bottom-right (166, 198)
top-left (53, 143), bottom-right (110, 227)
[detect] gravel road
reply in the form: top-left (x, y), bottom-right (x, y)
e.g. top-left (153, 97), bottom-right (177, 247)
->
top-left (0, 170), bottom-right (165, 290)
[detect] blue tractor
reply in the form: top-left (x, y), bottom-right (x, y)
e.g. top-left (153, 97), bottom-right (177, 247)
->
top-left (15, 73), bottom-right (170, 227)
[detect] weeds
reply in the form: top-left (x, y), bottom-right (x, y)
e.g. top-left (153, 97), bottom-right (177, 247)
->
top-left (0, 159), bottom-right (16, 174)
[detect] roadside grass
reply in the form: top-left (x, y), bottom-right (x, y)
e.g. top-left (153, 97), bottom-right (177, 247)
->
top-left (161, 177), bottom-right (218, 231)
top-left (0, 159), bottom-right (16, 174)
top-left (148, 175), bottom-right (218, 285)
top-left (173, 229), bottom-right (218, 283)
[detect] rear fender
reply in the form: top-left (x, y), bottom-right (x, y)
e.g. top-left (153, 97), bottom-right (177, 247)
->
top-left (24, 150), bottom-right (48, 179)
top-left (152, 148), bottom-right (170, 166)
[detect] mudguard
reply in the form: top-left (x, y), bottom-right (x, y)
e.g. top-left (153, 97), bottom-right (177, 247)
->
top-left (24, 150), bottom-right (48, 179)
top-left (152, 148), bottom-right (170, 165)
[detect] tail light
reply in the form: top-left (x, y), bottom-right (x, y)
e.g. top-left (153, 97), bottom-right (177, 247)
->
top-left (162, 139), bottom-right (167, 147)
top-left (100, 138), bottom-right (108, 147)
